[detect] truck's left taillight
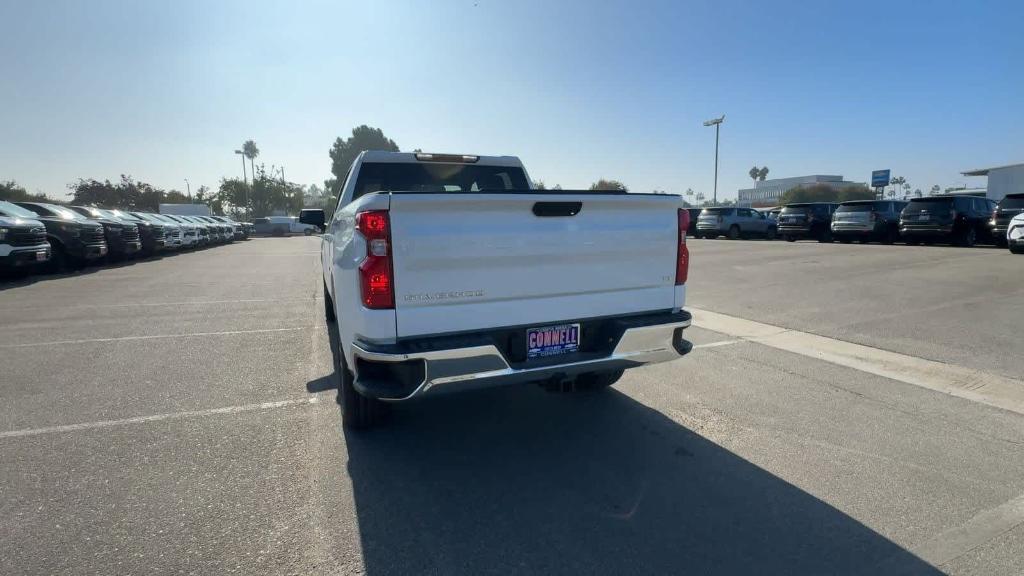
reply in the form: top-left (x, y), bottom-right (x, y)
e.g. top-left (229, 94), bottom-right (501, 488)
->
top-left (356, 210), bottom-right (395, 309)
top-left (676, 208), bottom-right (689, 285)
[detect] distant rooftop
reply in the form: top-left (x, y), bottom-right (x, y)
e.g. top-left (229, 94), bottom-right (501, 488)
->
top-left (961, 162), bottom-right (1024, 176)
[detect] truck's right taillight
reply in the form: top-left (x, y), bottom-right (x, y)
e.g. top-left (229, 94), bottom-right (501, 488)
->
top-left (676, 209), bottom-right (689, 285)
top-left (356, 210), bottom-right (395, 309)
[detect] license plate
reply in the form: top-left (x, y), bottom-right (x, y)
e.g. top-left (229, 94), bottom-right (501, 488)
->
top-left (35, 251), bottom-right (47, 261)
top-left (919, 214), bottom-right (928, 221)
top-left (527, 324), bottom-right (580, 359)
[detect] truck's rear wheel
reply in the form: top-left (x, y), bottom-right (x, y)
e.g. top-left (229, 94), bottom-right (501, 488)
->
top-left (323, 280), bottom-right (336, 323)
top-left (338, 355), bottom-right (384, 429)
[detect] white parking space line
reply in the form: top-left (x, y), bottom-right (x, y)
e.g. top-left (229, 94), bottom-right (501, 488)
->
top-left (0, 398), bottom-right (319, 439)
top-left (876, 492), bottom-right (1024, 572)
top-left (0, 327), bottom-right (311, 349)
top-left (0, 297), bottom-right (322, 312)
top-left (690, 307), bottom-right (1024, 416)
top-left (691, 340), bottom-right (743, 350)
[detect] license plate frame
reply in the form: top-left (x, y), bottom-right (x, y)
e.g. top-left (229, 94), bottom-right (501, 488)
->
top-left (527, 323), bottom-right (581, 359)
top-left (35, 251), bottom-right (47, 261)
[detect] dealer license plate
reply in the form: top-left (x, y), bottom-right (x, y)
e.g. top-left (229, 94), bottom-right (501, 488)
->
top-left (527, 324), bottom-right (580, 359)
top-left (35, 251), bottom-right (47, 261)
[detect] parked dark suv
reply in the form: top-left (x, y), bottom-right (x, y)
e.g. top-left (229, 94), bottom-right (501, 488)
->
top-left (831, 200), bottom-right (907, 244)
top-left (899, 195), bottom-right (997, 247)
top-left (685, 208), bottom-right (701, 238)
top-left (67, 206), bottom-right (142, 259)
top-left (13, 202), bottom-right (108, 267)
top-left (778, 203), bottom-right (838, 242)
top-left (990, 193), bottom-right (1024, 247)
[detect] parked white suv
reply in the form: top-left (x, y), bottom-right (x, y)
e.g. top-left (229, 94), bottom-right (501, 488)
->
top-left (301, 151), bottom-right (693, 428)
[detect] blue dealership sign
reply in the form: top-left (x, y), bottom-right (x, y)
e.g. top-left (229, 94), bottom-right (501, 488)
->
top-left (872, 170), bottom-right (891, 188)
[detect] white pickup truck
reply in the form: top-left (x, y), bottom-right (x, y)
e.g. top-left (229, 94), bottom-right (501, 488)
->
top-left (301, 151), bottom-right (693, 428)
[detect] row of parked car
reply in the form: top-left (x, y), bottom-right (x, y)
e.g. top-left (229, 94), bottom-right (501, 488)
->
top-left (688, 193), bottom-right (1024, 253)
top-left (0, 200), bottom-right (254, 275)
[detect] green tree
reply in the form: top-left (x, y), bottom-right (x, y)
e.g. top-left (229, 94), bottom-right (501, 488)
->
top-left (758, 166), bottom-right (770, 181)
top-left (0, 180), bottom-right (57, 203)
top-left (534, 180), bottom-right (547, 190)
top-left (779, 184), bottom-right (875, 205)
top-left (329, 125), bottom-right (400, 196)
top-left (589, 179), bottom-right (628, 192)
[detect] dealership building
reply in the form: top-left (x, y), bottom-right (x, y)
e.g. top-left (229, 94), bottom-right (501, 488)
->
top-left (738, 175), bottom-right (864, 208)
top-left (961, 162), bottom-right (1024, 201)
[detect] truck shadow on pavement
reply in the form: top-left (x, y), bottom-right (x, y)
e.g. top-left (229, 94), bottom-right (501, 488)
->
top-left (336, 374), bottom-right (942, 573)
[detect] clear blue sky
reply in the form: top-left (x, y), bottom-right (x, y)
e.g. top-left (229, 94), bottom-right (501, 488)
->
top-left (2, 0), bottom-right (1021, 200)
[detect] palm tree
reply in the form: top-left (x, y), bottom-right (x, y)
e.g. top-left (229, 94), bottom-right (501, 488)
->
top-left (890, 176), bottom-right (905, 199)
top-left (758, 166), bottom-right (769, 181)
top-left (242, 140), bottom-right (260, 188)
top-left (748, 166), bottom-right (759, 186)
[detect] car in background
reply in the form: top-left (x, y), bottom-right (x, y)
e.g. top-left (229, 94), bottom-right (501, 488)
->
top-left (210, 215), bottom-right (246, 240)
top-left (109, 210), bottom-right (168, 254)
top-left (778, 203), bottom-right (838, 242)
top-left (158, 215), bottom-right (200, 248)
top-left (0, 202), bottom-right (51, 272)
top-left (199, 216), bottom-right (234, 242)
top-left (899, 195), bottom-right (997, 247)
top-left (684, 208), bottom-right (701, 237)
top-left (1007, 213), bottom-right (1024, 254)
top-left (696, 207), bottom-right (776, 240)
top-left (831, 200), bottom-right (906, 244)
top-left (147, 214), bottom-right (183, 249)
top-left (67, 205), bottom-right (142, 259)
top-left (189, 216), bottom-right (225, 242)
top-left (990, 193), bottom-right (1024, 247)
top-left (10, 201), bottom-right (107, 268)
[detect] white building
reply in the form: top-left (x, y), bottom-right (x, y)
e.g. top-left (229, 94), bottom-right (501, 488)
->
top-left (738, 175), bottom-right (864, 208)
top-left (961, 162), bottom-right (1024, 201)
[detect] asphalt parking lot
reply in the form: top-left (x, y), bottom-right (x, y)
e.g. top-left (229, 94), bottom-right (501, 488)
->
top-left (2, 237), bottom-right (1023, 575)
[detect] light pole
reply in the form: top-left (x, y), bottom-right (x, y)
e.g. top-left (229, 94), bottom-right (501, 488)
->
top-left (703, 115), bottom-right (725, 205)
top-left (184, 178), bottom-right (191, 201)
top-left (234, 149), bottom-right (248, 221)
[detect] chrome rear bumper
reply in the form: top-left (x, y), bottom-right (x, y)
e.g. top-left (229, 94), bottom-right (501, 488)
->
top-left (350, 312), bottom-right (692, 401)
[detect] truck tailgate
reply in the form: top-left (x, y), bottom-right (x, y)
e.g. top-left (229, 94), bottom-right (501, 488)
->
top-left (389, 193), bottom-right (681, 338)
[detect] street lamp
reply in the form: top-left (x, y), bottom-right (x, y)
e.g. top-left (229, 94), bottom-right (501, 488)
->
top-left (184, 178), bottom-right (191, 201)
top-left (703, 115), bottom-right (725, 205)
top-left (234, 149), bottom-right (249, 221)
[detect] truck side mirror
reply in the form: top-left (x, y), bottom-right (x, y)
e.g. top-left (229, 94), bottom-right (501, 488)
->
top-left (299, 209), bottom-right (326, 232)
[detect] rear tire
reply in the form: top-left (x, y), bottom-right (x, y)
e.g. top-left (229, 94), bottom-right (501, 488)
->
top-left (338, 355), bottom-right (384, 429)
top-left (839, 237), bottom-right (852, 244)
top-left (727, 225), bottom-right (740, 240)
top-left (323, 280), bottom-right (336, 323)
top-left (957, 226), bottom-right (977, 248)
top-left (1010, 245), bottom-right (1024, 255)
top-left (905, 239), bottom-right (919, 246)
top-left (785, 235), bottom-right (796, 242)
